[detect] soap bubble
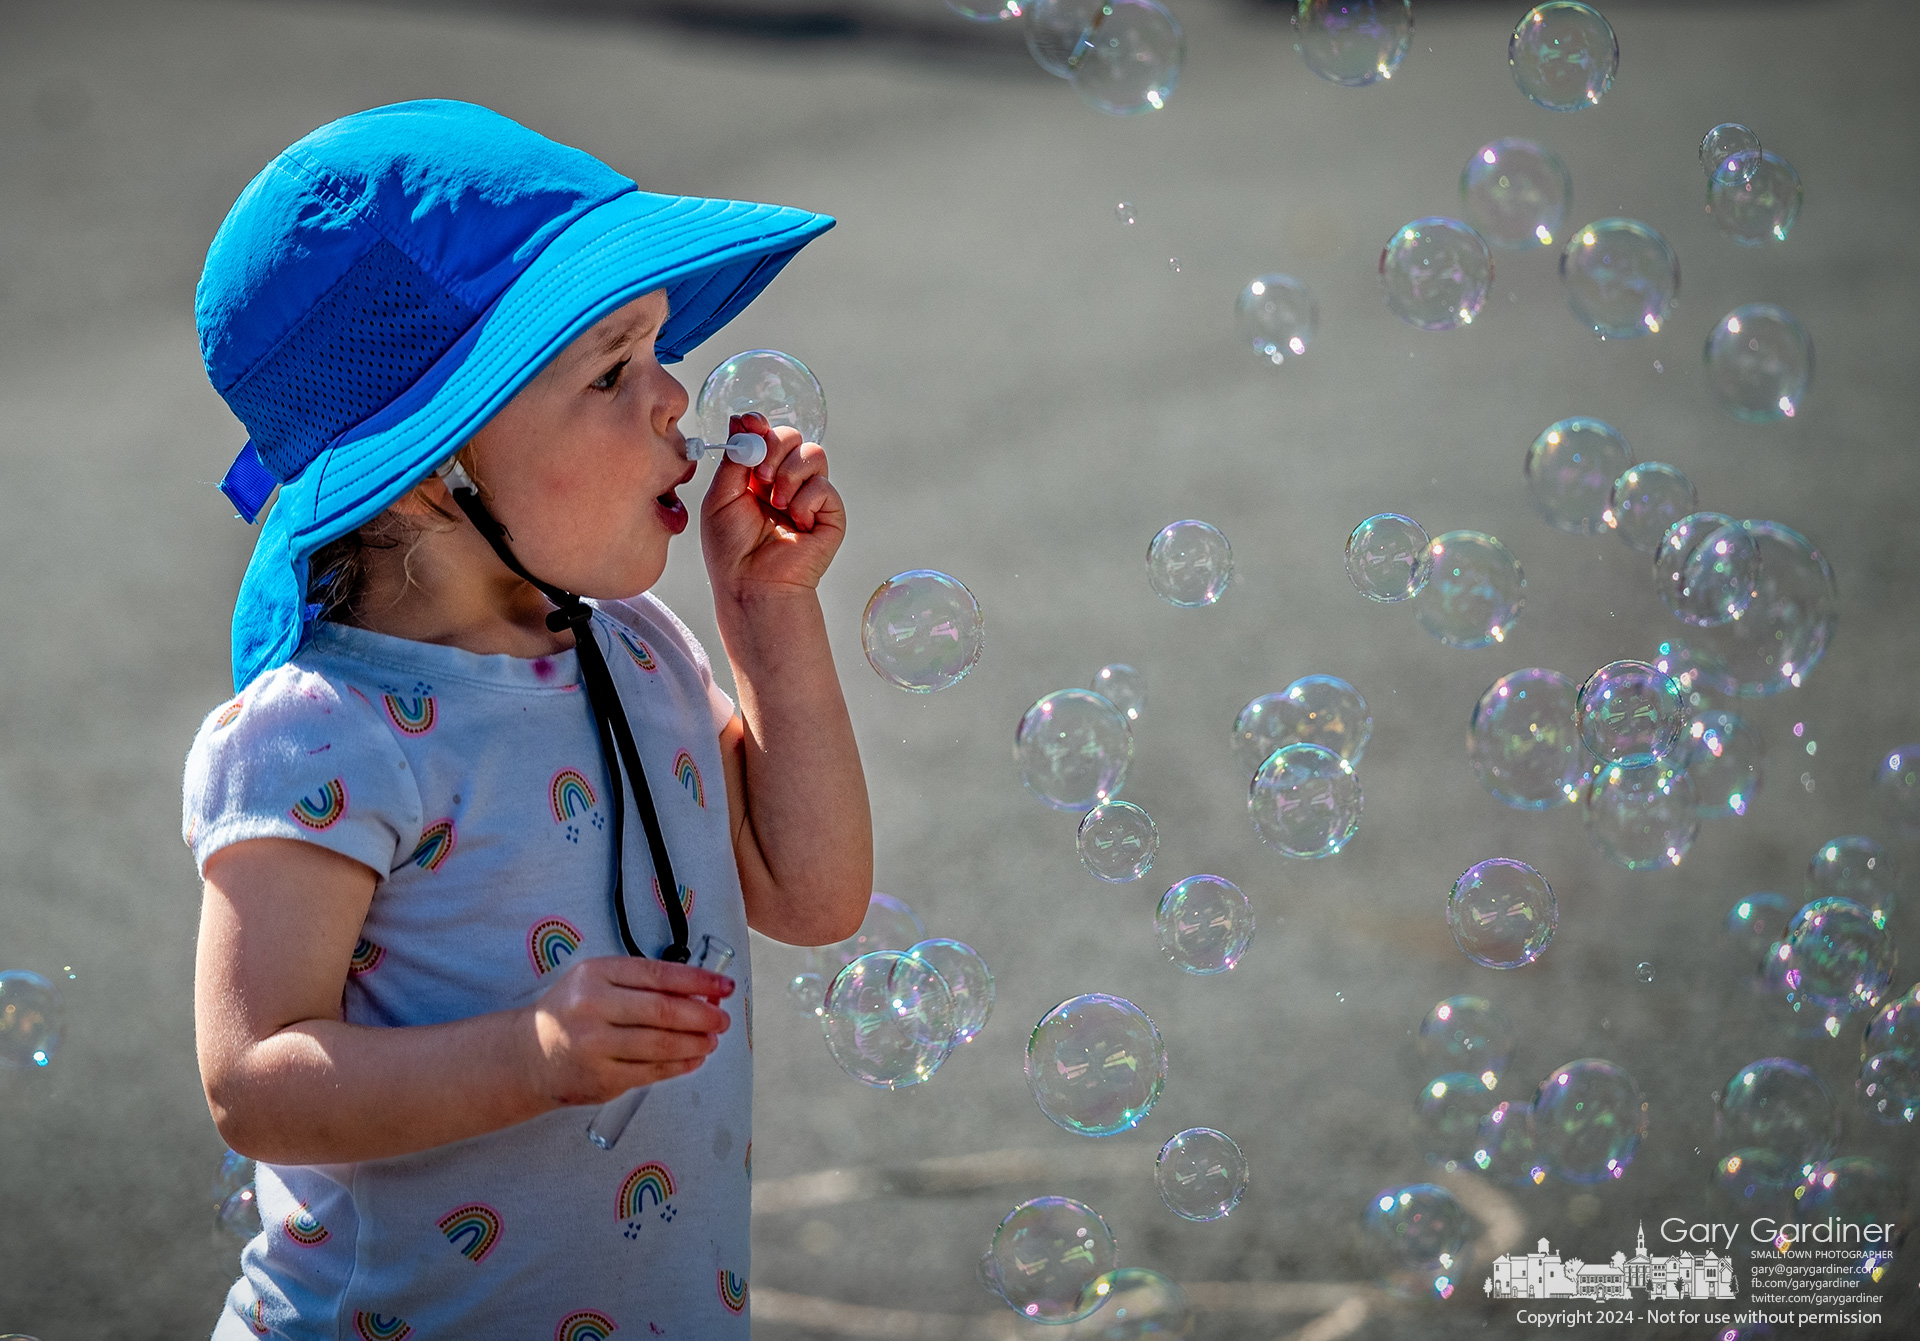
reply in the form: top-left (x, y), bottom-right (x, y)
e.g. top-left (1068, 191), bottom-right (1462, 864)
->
top-left (1449, 859), bottom-right (1556, 969)
top-left (820, 950), bottom-right (955, 1089)
top-left (1794, 1158), bottom-right (1907, 1277)
top-left (862, 570), bottom-right (984, 692)
top-left (1235, 273), bottom-right (1318, 364)
top-left (1533, 1058), bottom-right (1648, 1183)
top-left (1783, 897), bottom-right (1895, 1013)
top-left (1359, 1183), bottom-right (1470, 1300)
top-left (1291, 0), bottom-right (1414, 87)
top-left (1414, 531), bottom-right (1525, 649)
top-left (1379, 218), bottom-right (1492, 330)
top-left (1418, 996), bottom-right (1515, 1084)
top-left (1146, 520), bottom-right (1232, 607)
top-left (1156, 1127), bottom-right (1248, 1221)
top-left (1460, 138), bottom-right (1572, 249)
top-left (213, 1147), bottom-right (254, 1208)
top-left (1092, 664), bottom-right (1146, 723)
top-left (1858, 1051), bottom-right (1918, 1126)
top-left (216, 1182), bottom-right (262, 1242)
top-left (1473, 1100), bottom-right (1546, 1187)
top-left (1714, 1062), bottom-right (1836, 1173)
top-left (1655, 511), bottom-right (1758, 628)
top-left (840, 891), bottom-right (926, 960)
top-left (1700, 123), bottom-right (1762, 178)
top-left (1028, 0), bottom-right (1106, 76)
top-left (946, 0), bottom-right (1025, 22)
top-left (1468, 668), bottom-right (1585, 810)
top-left (902, 939), bottom-right (994, 1045)
top-left (1114, 200), bottom-right (1136, 225)
top-left (1635, 961), bottom-right (1655, 984)
top-left (1266, 674), bottom-right (1372, 765)
top-left (1345, 513), bottom-right (1433, 602)
top-left (1683, 709), bottom-right (1764, 818)
top-left (1708, 152), bottom-right (1802, 246)
top-left (1584, 763), bottom-right (1698, 870)
top-left (978, 1245), bottom-right (1008, 1300)
top-left (1526, 417), bottom-right (1633, 534)
top-left (1250, 742), bottom-right (1362, 858)
top-left (696, 348), bottom-right (826, 447)
top-left (786, 971), bottom-right (826, 1017)
top-left (1509, 2), bottom-right (1617, 112)
top-left (1156, 875), bottom-right (1255, 974)
top-left (990, 1196), bottom-right (1118, 1322)
top-left (1575, 659), bottom-right (1688, 767)
top-left (1068, 0), bottom-right (1184, 116)
top-left (1671, 521), bottom-right (1836, 697)
top-left (1726, 893), bottom-right (1792, 962)
top-left (1078, 800), bottom-right (1161, 883)
top-left (1560, 219), bottom-right (1679, 338)
top-left (1016, 689), bottom-right (1133, 811)
top-left (1605, 462), bottom-right (1697, 553)
top-left (1711, 1149), bottom-right (1799, 1219)
top-left (1704, 304), bottom-right (1812, 422)
top-left (1874, 747), bottom-right (1920, 833)
top-left (1026, 994), bottom-right (1165, 1136)
top-left (1417, 1073), bottom-right (1498, 1166)
top-left (0, 970), bottom-right (62, 1068)
top-left (1068, 1268), bottom-right (1192, 1338)
top-left (1863, 985), bottom-right (1920, 1060)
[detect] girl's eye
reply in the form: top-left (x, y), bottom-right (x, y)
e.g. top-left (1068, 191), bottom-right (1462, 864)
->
top-left (591, 359), bottom-right (630, 392)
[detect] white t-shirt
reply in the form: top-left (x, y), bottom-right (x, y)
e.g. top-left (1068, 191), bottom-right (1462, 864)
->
top-left (183, 595), bottom-right (754, 1340)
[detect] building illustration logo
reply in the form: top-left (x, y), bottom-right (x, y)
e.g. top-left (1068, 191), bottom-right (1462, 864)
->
top-left (1486, 1224), bottom-right (1737, 1301)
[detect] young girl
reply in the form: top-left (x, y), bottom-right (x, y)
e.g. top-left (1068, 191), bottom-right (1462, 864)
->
top-left (183, 100), bottom-right (871, 1338)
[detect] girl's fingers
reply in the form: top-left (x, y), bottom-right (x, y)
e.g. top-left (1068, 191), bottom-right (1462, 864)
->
top-left (601, 989), bottom-right (730, 1035)
top-left (603, 1025), bottom-right (722, 1065)
top-left (768, 441), bottom-right (826, 511)
top-left (749, 425), bottom-right (804, 487)
top-left (784, 475), bottom-right (840, 532)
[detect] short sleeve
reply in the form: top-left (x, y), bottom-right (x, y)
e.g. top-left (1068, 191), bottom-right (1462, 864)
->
top-left (182, 664), bottom-right (425, 879)
top-left (600, 593), bottom-right (738, 734)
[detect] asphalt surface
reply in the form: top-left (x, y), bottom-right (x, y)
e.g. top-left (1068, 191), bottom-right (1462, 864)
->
top-left (0, 1), bottom-right (1917, 1337)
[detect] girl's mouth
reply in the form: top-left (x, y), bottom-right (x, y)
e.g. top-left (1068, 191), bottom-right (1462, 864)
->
top-left (655, 488), bottom-right (688, 534)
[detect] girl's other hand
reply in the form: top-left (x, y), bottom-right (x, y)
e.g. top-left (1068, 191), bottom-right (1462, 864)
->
top-left (519, 956), bottom-right (733, 1107)
top-left (700, 412), bottom-right (846, 601)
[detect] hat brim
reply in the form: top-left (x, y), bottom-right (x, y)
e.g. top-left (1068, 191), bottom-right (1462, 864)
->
top-left (231, 189), bottom-right (833, 689)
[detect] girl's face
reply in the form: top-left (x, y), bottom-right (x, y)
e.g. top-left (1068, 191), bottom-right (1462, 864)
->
top-left (463, 290), bottom-right (692, 598)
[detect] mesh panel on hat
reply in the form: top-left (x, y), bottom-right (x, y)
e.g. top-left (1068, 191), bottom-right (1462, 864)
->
top-left (223, 239), bottom-right (478, 482)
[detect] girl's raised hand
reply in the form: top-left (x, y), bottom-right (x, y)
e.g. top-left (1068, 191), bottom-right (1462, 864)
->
top-left (519, 956), bottom-right (733, 1107)
top-left (700, 412), bottom-right (846, 601)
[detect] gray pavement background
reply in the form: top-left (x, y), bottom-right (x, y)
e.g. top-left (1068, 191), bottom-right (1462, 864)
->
top-left (0, 0), bottom-right (1917, 1336)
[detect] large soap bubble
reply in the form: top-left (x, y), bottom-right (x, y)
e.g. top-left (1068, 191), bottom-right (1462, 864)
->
top-left (1016, 689), bottom-right (1133, 810)
top-left (1359, 1184), bottom-right (1470, 1300)
top-left (1705, 304), bottom-right (1813, 422)
top-left (1418, 996), bottom-right (1516, 1085)
top-left (1156, 1127), bottom-right (1248, 1221)
top-left (1673, 521), bottom-right (1837, 697)
top-left (1291, 0), bottom-right (1413, 87)
top-left (1026, 993), bottom-right (1166, 1136)
top-left (0, 970), bottom-right (62, 1069)
top-left (1449, 859), bottom-right (1556, 969)
top-left (1236, 273), bottom-right (1318, 365)
top-left (990, 1196), bottom-right (1119, 1322)
top-left (1461, 138), bottom-right (1572, 249)
top-left (1794, 1158), bottom-right (1907, 1278)
top-left (1027, 0), bottom-right (1104, 76)
top-left (1525, 417), bottom-right (1633, 534)
top-left (1146, 520), bottom-right (1233, 607)
top-left (1700, 123), bottom-right (1762, 178)
top-left (1655, 512), bottom-right (1759, 628)
top-left (1417, 1073), bottom-right (1498, 1166)
top-left (1156, 875), bottom-right (1255, 974)
top-left (901, 939), bottom-right (995, 1045)
top-left (1071, 1268), bottom-right (1192, 1337)
top-left (1684, 709), bottom-right (1764, 818)
top-left (1857, 1052), bottom-right (1917, 1126)
top-left (1726, 892), bottom-right (1792, 967)
top-left (1708, 152), bottom-right (1803, 246)
top-left (1068, 0), bottom-right (1184, 115)
top-left (1605, 462), bottom-right (1697, 554)
top-left (1379, 218), bottom-right (1492, 330)
top-left (1345, 513), bottom-right (1433, 602)
top-left (1092, 664), bottom-right (1146, 723)
top-left (1509, 2), bottom-right (1617, 111)
top-left (1078, 800), bottom-right (1160, 883)
top-left (1533, 1058), bottom-right (1648, 1183)
top-left (1474, 1100), bottom-right (1547, 1187)
top-left (1575, 659), bottom-right (1688, 767)
top-left (1877, 747), bottom-right (1920, 833)
top-left (1715, 1059), bottom-right (1838, 1177)
top-left (1808, 836), bottom-right (1898, 920)
top-left (1267, 675), bottom-right (1372, 765)
top-left (1414, 531), bottom-right (1525, 649)
top-left (861, 570), bottom-right (983, 692)
top-left (1584, 763), bottom-right (1698, 870)
top-left (1468, 668), bottom-right (1585, 810)
top-left (1783, 897), bottom-right (1895, 1013)
top-left (1250, 742), bottom-right (1362, 858)
top-left (1560, 219), bottom-right (1679, 338)
top-left (695, 348), bottom-right (826, 447)
top-left (820, 951), bottom-right (955, 1089)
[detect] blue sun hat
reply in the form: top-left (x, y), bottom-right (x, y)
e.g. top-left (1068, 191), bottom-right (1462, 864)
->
top-left (198, 99), bottom-right (834, 692)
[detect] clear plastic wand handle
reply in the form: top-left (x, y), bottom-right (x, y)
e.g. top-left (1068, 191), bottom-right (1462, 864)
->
top-left (681, 433), bottom-right (769, 468)
top-left (586, 934), bottom-right (737, 1151)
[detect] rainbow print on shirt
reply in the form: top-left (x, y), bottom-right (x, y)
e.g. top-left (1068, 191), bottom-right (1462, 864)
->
top-left (352, 1313), bottom-right (412, 1341)
top-left (527, 917), bottom-right (584, 976)
top-left (618, 1162), bottom-right (676, 1236)
top-left (284, 1204), bottom-right (330, 1246)
top-left (248, 1299), bottom-right (268, 1334)
top-left (213, 698), bottom-right (244, 729)
top-left (717, 1269), bottom-right (748, 1314)
top-left (553, 1309), bottom-right (617, 1341)
top-left (617, 630), bottom-right (657, 672)
top-left (289, 779), bottom-right (347, 831)
top-left (407, 819), bottom-right (456, 872)
top-left (672, 750), bottom-right (705, 808)
top-left (550, 768), bottom-right (597, 823)
top-left (382, 692), bottom-right (436, 735)
top-left (652, 878), bottom-right (695, 919)
top-left (437, 1203), bottom-right (502, 1262)
top-left (348, 938), bottom-right (385, 975)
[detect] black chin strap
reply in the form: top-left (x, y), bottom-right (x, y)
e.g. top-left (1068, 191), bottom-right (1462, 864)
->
top-left (442, 464), bottom-right (691, 963)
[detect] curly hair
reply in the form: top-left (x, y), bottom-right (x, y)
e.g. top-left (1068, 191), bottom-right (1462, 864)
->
top-left (304, 449), bottom-right (479, 624)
